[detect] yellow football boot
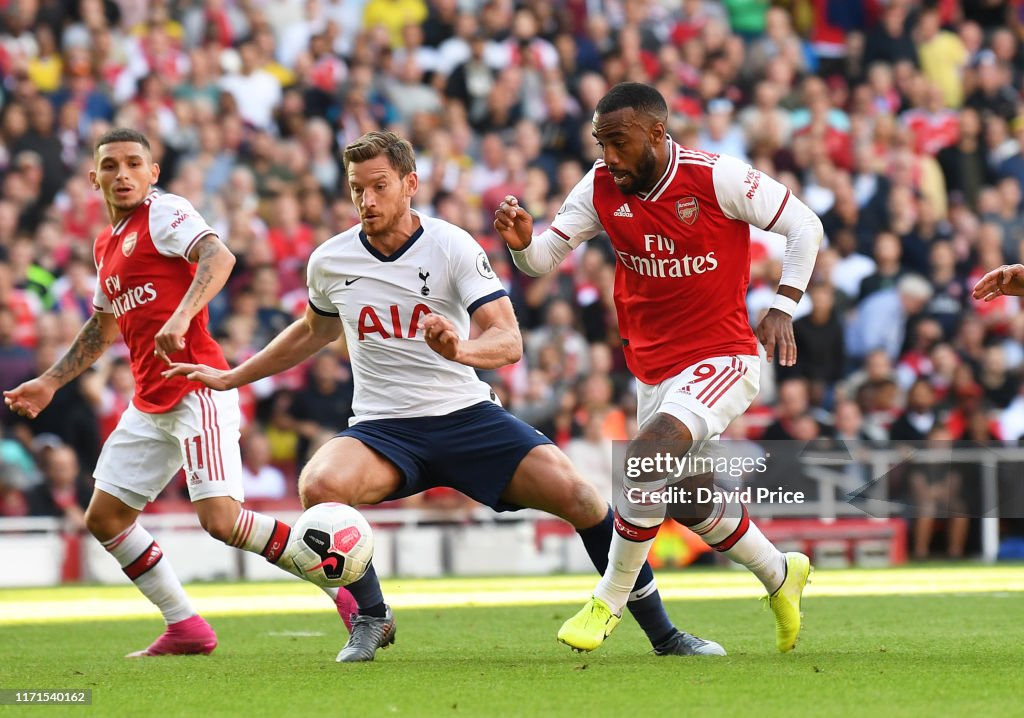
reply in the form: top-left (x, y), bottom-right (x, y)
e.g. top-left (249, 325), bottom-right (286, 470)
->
top-left (557, 596), bottom-right (622, 652)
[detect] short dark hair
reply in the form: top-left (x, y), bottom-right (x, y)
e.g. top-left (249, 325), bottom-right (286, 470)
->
top-left (94, 128), bottom-right (151, 156)
top-left (343, 130), bottom-right (417, 177)
top-left (596, 82), bottom-right (668, 124)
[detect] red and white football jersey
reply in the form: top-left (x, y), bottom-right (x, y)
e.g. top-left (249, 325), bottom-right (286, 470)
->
top-left (550, 141), bottom-right (793, 384)
top-left (92, 192), bottom-right (228, 413)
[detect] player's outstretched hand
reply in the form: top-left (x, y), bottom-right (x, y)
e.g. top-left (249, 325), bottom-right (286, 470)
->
top-left (154, 311), bottom-right (190, 363)
top-left (162, 363), bottom-right (237, 391)
top-left (973, 264), bottom-right (1024, 301)
top-left (421, 314), bottom-right (460, 362)
top-left (755, 309), bottom-right (797, 367)
top-left (493, 195), bottom-right (534, 251)
top-left (3, 377), bottom-right (58, 419)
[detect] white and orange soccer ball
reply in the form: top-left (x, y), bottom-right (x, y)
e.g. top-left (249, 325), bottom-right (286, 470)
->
top-left (285, 503), bottom-right (374, 587)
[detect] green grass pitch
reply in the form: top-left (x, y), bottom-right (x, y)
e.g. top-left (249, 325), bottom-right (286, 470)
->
top-left (1, 567), bottom-right (1022, 717)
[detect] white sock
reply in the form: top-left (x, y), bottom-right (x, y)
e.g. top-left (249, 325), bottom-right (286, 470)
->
top-left (228, 509), bottom-right (338, 603)
top-left (594, 477), bottom-right (667, 615)
top-left (690, 498), bottom-right (787, 593)
top-left (102, 523), bottom-right (195, 624)
top-left (228, 509), bottom-right (292, 560)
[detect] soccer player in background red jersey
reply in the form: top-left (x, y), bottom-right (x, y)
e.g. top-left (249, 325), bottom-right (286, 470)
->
top-left (495, 83), bottom-right (822, 654)
top-left (4, 128), bottom-right (355, 657)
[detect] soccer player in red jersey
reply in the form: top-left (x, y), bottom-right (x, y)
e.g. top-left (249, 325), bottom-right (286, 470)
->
top-left (495, 83), bottom-right (822, 653)
top-left (4, 129), bottom-right (355, 657)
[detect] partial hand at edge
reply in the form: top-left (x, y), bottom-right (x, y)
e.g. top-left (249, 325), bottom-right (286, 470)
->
top-left (161, 362), bottom-right (238, 391)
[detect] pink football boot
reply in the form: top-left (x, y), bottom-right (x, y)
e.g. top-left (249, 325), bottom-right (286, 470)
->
top-left (126, 615), bottom-right (218, 657)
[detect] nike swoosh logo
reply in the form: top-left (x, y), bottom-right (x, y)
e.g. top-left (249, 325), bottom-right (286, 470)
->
top-left (345, 277), bottom-right (362, 286)
top-left (307, 556), bottom-right (338, 573)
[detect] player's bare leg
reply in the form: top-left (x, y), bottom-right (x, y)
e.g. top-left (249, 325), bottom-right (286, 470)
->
top-left (192, 495), bottom-right (357, 631)
top-left (299, 437), bottom-right (402, 662)
top-left (503, 445), bottom-right (724, 656)
top-left (85, 488), bottom-right (217, 657)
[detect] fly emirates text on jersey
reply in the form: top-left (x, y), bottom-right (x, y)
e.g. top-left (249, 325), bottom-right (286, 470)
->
top-left (614, 233), bottom-right (718, 279)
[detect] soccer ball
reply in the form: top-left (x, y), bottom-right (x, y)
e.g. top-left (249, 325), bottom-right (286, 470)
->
top-left (285, 503), bottom-right (374, 587)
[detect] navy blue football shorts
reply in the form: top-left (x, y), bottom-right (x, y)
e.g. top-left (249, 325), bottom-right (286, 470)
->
top-left (337, 401), bottom-right (553, 512)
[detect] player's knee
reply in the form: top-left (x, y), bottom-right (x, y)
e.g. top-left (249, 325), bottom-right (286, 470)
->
top-left (83, 506), bottom-right (102, 538)
top-left (298, 466), bottom-right (347, 509)
top-left (634, 412), bottom-right (694, 453)
top-left (84, 505), bottom-right (125, 542)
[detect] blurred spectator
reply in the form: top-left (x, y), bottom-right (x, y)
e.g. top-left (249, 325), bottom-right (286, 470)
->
top-left (218, 41), bottom-right (282, 130)
top-left (847, 274), bottom-right (934, 363)
top-left (11, 95), bottom-right (67, 207)
top-left (979, 344), bottom-right (1018, 408)
top-left (789, 282), bottom-right (845, 400)
top-left (831, 398), bottom-right (882, 444)
top-left (924, 240), bottom-right (965, 338)
top-left (25, 443), bottom-right (90, 531)
top-left (908, 426), bottom-right (969, 560)
top-left (964, 50), bottom-right (1018, 122)
top-left (288, 352), bottom-right (354, 465)
top-left (363, 0), bottom-right (428, 49)
top-left (86, 357), bottom-right (134, 444)
top-left (240, 429), bottom-right (288, 500)
top-left (916, 6), bottom-right (968, 108)
top-left (857, 232), bottom-right (903, 302)
top-left (890, 378), bottom-right (939, 442)
top-left (826, 228), bottom-right (875, 302)
top-left (249, 264), bottom-right (295, 348)
top-left (564, 406), bottom-right (614, 503)
top-left (937, 108), bottom-right (990, 211)
top-left (698, 98), bottom-right (747, 161)
top-left (762, 377), bottom-right (822, 441)
top-left (864, 3), bottom-right (918, 68)
top-left (445, 30), bottom-right (495, 129)
top-left (0, 305), bottom-right (35, 393)
top-left (0, 461), bottom-right (29, 517)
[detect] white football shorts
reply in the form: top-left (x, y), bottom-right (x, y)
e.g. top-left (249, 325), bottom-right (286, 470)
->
top-left (636, 354), bottom-right (760, 476)
top-left (94, 388), bottom-right (244, 510)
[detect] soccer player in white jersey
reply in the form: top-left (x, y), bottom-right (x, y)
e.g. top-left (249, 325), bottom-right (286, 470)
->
top-left (494, 83), bottom-right (823, 653)
top-left (166, 130), bottom-right (727, 662)
top-left (4, 129), bottom-right (356, 657)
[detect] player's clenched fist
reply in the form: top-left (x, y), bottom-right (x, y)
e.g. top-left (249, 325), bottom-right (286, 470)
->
top-left (973, 264), bottom-right (1024, 301)
top-left (421, 313), bottom-right (460, 362)
top-left (493, 195), bottom-right (534, 250)
top-left (154, 311), bottom-right (190, 363)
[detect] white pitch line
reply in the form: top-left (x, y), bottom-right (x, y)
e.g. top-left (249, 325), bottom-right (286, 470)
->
top-left (1, 577), bottom-right (1023, 625)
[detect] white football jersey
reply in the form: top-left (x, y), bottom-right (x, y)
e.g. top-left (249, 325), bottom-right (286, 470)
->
top-left (308, 213), bottom-right (507, 423)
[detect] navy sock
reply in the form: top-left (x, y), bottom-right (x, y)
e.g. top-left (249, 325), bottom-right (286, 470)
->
top-left (576, 508), bottom-right (677, 646)
top-left (346, 564), bottom-right (386, 617)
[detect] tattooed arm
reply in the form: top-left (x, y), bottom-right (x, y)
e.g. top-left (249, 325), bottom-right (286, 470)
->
top-left (4, 312), bottom-right (120, 419)
top-left (153, 235), bottom-right (236, 362)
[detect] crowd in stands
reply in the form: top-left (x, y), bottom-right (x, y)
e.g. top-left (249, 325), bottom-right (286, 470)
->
top-left (2, 0), bottom-right (1024, 554)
